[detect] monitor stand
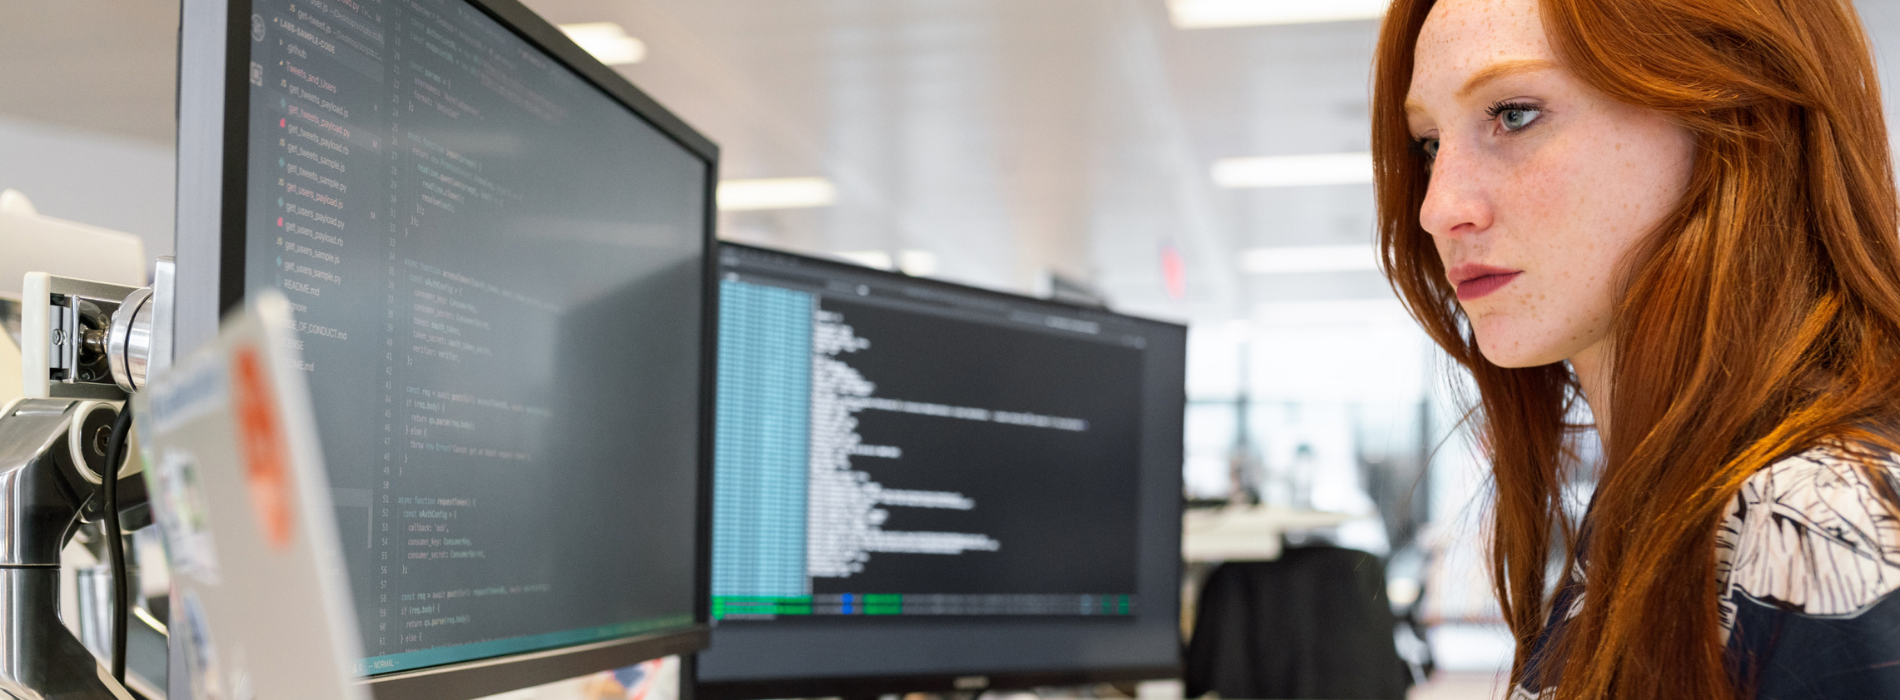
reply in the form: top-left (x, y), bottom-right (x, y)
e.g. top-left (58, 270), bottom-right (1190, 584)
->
top-left (0, 398), bottom-right (142, 699)
top-left (0, 567), bottom-right (134, 699)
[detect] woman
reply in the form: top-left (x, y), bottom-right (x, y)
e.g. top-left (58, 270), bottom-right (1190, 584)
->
top-left (1373, 0), bottom-right (1900, 697)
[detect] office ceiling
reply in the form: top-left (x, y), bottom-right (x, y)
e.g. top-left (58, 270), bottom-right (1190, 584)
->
top-left (10, 0), bottom-right (1900, 326)
top-left (0, 1), bottom-right (180, 143)
top-left (522, 0), bottom-right (1391, 323)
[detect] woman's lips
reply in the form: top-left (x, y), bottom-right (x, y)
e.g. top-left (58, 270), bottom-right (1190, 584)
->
top-left (1456, 271), bottom-right (1521, 301)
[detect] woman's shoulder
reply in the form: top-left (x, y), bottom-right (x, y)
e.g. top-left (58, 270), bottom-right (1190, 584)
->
top-left (1714, 441), bottom-right (1900, 696)
top-left (1734, 441), bottom-right (1900, 532)
top-left (1714, 441), bottom-right (1900, 632)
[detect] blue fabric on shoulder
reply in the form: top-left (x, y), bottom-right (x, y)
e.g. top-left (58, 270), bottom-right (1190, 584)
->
top-left (1727, 590), bottom-right (1900, 700)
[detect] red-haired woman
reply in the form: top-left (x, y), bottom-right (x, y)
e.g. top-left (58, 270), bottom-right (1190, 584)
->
top-left (1373, 0), bottom-right (1900, 697)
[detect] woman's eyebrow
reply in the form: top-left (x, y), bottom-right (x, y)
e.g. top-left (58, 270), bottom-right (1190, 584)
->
top-left (1405, 58), bottom-right (1555, 117)
top-left (1457, 59), bottom-right (1557, 99)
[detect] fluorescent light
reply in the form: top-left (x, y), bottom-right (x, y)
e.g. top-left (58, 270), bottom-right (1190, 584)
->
top-left (898, 250), bottom-right (939, 277)
top-left (558, 22), bottom-right (647, 65)
top-left (1167, 0), bottom-right (1387, 28)
top-left (1240, 245), bottom-right (1377, 274)
top-left (834, 251), bottom-right (894, 270)
top-left (716, 177), bottom-right (837, 211)
top-left (1213, 152), bottom-right (1373, 188)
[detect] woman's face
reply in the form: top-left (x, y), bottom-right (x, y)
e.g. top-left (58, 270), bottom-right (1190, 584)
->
top-left (1405, 0), bottom-right (1694, 369)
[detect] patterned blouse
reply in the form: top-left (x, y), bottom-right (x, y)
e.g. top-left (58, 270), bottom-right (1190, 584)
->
top-left (1513, 443), bottom-right (1900, 699)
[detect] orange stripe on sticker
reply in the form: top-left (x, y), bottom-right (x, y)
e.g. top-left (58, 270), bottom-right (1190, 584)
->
top-left (232, 344), bottom-right (295, 550)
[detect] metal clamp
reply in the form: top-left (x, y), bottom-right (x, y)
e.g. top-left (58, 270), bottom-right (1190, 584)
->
top-left (105, 287), bottom-right (154, 394)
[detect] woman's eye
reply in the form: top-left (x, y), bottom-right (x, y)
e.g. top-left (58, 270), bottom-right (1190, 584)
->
top-left (1418, 138), bottom-right (1440, 161)
top-left (1498, 107), bottom-right (1541, 131)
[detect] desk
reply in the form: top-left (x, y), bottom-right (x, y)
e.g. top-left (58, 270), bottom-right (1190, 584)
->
top-left (1181, 506), bottom-right (1356, 563)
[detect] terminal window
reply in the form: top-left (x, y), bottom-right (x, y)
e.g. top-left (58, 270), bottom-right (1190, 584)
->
top-left (712, 263), bottom-right (1146, 620)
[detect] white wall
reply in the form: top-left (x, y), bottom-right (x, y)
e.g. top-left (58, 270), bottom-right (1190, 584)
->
top-left (0, 116), bottom-right (174, 262)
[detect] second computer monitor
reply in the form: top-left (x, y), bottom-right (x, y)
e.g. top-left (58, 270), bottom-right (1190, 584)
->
top-left (176, 0), bottom-right (719, 695)
top-left (698, 244), bottom-right (1185, 698)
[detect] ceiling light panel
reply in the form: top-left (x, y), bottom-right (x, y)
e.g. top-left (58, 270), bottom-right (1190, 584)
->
top-left (558, 22), bottom-right (647, 66)
top-left (717, 177), bottom-right (839, 211)
top-left (1167, 0), bottom-right (1388, 29)
top-left (898, 250), bottom-right (939, 277)
top-left (1212, 152), bottom-right (1373, 188)
top-left (833, 251), bottom-right (894, 270)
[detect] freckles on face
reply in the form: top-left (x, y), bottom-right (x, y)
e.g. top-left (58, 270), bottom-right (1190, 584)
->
top-left (1409, 0), bottom-right (1693, 368)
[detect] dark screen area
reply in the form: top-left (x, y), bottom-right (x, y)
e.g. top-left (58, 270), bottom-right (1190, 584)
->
top-left (241, 0), bottom-right (707, 674)
top-left (700, 244), bottom-right (1185, 688)
top-left (815, 297), bottom-right (1142, 597)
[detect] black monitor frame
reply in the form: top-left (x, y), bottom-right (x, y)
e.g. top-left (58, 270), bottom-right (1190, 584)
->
top-left (174, 0), bottom-right (720, 697)
top-left (694, 243), bottom-right (1186, 700)
top-left (692, 663), bottom-right (1183, 700)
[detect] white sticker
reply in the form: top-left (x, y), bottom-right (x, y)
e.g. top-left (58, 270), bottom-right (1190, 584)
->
top-left (149, 448), bottom-right (221, 584)
top-left (179, 591), bottom-right (225, 700)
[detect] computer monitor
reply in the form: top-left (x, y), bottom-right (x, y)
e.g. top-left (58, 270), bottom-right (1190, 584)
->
top-left (174, 0), bottom-right (718, 697)
top-left (695, 243), bottom-right (1186, 699)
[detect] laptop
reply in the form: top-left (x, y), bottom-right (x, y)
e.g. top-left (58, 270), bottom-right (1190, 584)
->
top-left (134, 290), bottom-right (365, 700)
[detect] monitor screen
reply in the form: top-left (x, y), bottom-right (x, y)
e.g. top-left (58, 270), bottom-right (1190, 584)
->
top-left (216, 0), bottom-right (713, 682)
top-left (696, 244), bottom-right (1185, 696)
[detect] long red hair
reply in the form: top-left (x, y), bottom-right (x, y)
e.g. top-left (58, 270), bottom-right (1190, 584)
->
top-left (1372, 0), bottom-right (1900, 697)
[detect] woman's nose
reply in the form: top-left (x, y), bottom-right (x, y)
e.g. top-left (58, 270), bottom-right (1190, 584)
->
top-left (1417, 144), bottom-right (1493, 240)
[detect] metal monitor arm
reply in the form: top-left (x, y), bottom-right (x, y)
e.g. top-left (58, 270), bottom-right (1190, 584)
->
top-left (0, 398), bottom-right (149, 700)
top-left (0, 262), bottom-right (169, 699)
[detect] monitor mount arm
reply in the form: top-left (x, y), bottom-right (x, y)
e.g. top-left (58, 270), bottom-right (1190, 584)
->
top-left (0, 268), bottom-right (166, 700)
top-left (0, 399), bottom-right (150, 700)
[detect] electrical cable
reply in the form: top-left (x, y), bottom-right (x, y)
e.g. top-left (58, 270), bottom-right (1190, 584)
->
top-left (101, 401), bottom-right (134, 684)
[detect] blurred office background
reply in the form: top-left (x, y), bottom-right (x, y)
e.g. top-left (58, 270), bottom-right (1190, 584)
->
top-left (13, 0), bottom-right (1900, 697)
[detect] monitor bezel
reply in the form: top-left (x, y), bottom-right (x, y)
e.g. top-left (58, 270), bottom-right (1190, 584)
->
top-left (697, 242), bottom-right (1187, 700)
top-left (692, 662), bottom-right (1182, 700)
top-left (174, 0), bottom-right (720, 697)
